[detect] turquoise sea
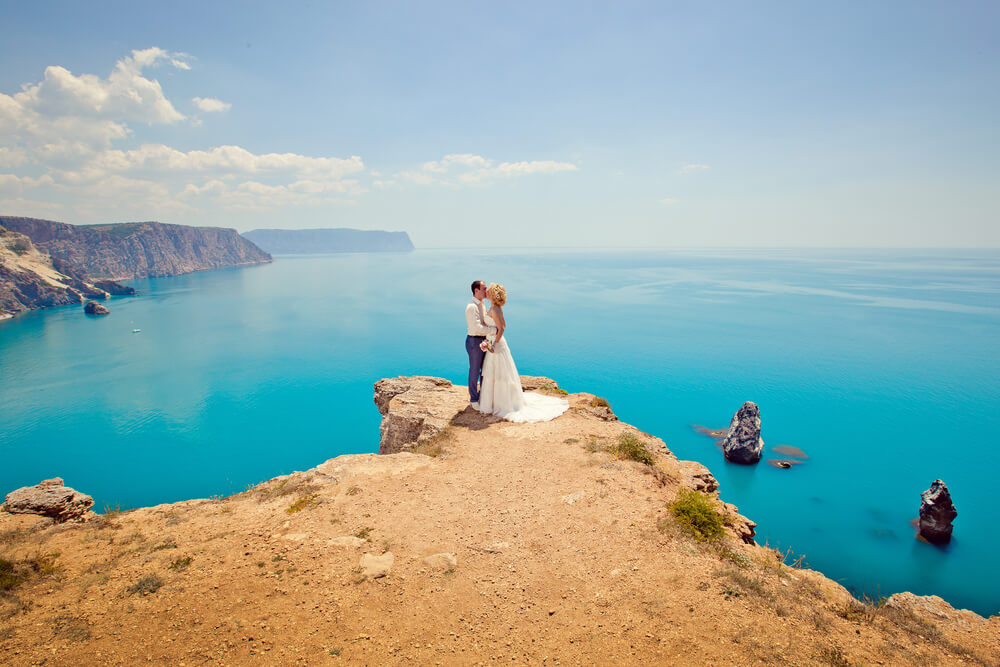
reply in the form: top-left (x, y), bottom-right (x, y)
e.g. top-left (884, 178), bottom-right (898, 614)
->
top-left (1, 248), bottom-right (998, 616)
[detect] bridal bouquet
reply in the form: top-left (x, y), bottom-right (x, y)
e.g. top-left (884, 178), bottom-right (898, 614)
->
top-left (479, 339), bottom-right (494, 353)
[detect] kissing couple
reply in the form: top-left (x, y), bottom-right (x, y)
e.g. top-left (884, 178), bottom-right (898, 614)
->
top-left (465, 280), bottom-right (569, 423)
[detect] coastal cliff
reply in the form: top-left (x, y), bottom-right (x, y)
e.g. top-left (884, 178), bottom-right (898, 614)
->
top-left (0, 225), bottom-right (93, 317)
top-left (0, 377), bottom-right (996, 665)
top-left (0, 216), bottom-right (271, 282)
top-left (242, 227), bottom-right (414, 254)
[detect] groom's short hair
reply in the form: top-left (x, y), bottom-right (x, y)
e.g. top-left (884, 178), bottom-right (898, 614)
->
top-left (471, 280), bottom-right (486, 295)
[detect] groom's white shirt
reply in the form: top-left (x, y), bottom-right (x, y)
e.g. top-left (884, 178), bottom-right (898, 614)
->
top-left (466, 297), bottom-right (497, 337)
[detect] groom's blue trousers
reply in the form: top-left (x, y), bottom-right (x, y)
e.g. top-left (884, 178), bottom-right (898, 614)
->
top-left (466, 335), bottom-right (487, 402)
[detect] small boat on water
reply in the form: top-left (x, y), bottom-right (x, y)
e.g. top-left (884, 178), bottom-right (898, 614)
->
top-left (132, 329), bottom-right (141, 333)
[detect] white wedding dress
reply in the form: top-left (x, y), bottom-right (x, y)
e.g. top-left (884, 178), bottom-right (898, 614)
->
top-left (478, 312), bottom-right (569, 422)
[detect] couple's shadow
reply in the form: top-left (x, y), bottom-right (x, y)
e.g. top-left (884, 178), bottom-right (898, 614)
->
top-left (450, 405), bottom-right (502, 431)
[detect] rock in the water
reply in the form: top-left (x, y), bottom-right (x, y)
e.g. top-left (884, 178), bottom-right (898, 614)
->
top-left (84, 300), bottom-right (109, 315)
top-left (722, 401), bottom-right (764, 464)
top-left (3, 477), bottom-right (94, 522)
top-left (360, 551), bottom-right (394, 578)
top-left (918, 479), bottom-right (957, 544)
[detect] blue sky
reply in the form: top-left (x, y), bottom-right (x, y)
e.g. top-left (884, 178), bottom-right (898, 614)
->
top-left (1, 1), bottom-right (997, 246)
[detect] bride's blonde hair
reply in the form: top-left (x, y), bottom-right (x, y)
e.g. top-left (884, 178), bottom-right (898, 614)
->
top-left (487, 283), bottom-right (507, 306)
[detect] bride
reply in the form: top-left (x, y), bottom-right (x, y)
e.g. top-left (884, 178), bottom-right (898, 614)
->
top-left (478, 283), bottom-right (569, 422)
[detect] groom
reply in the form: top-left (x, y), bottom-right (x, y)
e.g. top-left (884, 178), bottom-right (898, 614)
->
top-left (465, 280), bottom-right (497, 408)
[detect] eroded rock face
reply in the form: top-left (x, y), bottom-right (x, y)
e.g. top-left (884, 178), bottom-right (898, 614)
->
top-left (3, 477), bottom-right (94, 522)
top-left (84, 300), bottom-right (110, 315)
top-left (373, 376), bottom-right (467, 454)
top-left (676, 460), bottom-right (719, 494)
top-left (722, 402), bottom-right (764, 464)
top-left (919, 479), bottom-right (957, 544)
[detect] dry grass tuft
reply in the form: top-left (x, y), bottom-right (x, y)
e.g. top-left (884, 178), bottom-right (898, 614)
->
top-left (611, 432), bottom-right (655, 466)
top-left (287, 493), bottom-right (320, 514)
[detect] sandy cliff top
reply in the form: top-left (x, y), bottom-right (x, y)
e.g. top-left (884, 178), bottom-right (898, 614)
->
top-left (1, 377), bottom-right (997, 666)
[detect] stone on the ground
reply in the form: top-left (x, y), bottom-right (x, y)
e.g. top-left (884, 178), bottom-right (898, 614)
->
top-left (360, 551), bottom-right (394, 578)
top-left (3, 477), bottom-right (94, 522)
top-left (84, 300), bottom-right (109, 315)
top-left (918, 479), bottom-right (957, 544)
top-left (722, 401), bottom-right (764, 464)
top-left (561, 491), bottom-right (585, 505)
top-left (422, 552), bottom-right (457, 569)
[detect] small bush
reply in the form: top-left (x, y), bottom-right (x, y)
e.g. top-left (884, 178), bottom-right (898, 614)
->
top-left (819, 645), bottom-right (851, 667)
top-left (287, 493), bottom-right (320, 514)
top-left (353, 527), bottom-right (372, 540)
top-left (7, 240), bottom-right (29, 256)
top-left (669, 488), bottom-right (726, 541)
top-left (590, 396), bottom-right (610, 408)
top-left (0, 558), bottom-right (27, 592)
top-left (151, 541), bottom-right (177, 551)
top-left (612, 432), bottom-right (655, 466)
top-left (168, 556), bottom-right (192, 571)
top-left (27, 551), bottom-right (60, 575)
top-left (127, 574), bottom-right (163, 595)
top-left (346, 486), bottom-right (362, 496)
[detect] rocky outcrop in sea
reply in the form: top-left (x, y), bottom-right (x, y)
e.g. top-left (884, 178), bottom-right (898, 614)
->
top-left (722, 401), bottom-right (764, 464)
top-left (919, 479), bottom-right (958, 544)
top-left (84, 300), bottom-right (110, 315)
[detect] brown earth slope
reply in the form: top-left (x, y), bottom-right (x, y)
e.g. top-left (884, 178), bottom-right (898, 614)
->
top-left (1, 377), bottom-right (997, 666)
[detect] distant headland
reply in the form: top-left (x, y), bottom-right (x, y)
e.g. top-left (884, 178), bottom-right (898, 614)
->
top-left (241, 227), bottom-right (414, 254)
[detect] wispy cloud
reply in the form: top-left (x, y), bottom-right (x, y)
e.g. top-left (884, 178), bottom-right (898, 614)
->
top-left (659, 197), bottom-right (677, 205)
top-left (680, 163), bottom-right (710, 173)
top-left (192, 97), bottom-right (231, 112)
top-left (397, 153), bottom-right (578, 187)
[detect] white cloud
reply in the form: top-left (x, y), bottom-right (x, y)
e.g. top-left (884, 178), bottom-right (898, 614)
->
top-left (0, 197), bottom-right (65, 217)
top-left (179, 178), bottom-right (359, 210)
top-left (398, 153), bottom-right (578, 187)
top-left (680, 163), bottom-right (710, 173)
top-left (659, 197), bottom-right (677, 205)
top-left (0, 147), bottom-right (27, 167)
top-left (192, 97), bottom-right (231, 112)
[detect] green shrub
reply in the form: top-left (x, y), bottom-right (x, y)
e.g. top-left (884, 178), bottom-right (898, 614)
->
top-left (669, 488), bottom-right (726, 541)
top-left (590, 396), bottom-right (610, 408)
top-left (612, 432), bottom-right (655, 466)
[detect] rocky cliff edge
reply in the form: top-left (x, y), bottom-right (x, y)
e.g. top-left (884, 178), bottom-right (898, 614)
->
top-left (0, 377), bottom-right (996, 666)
